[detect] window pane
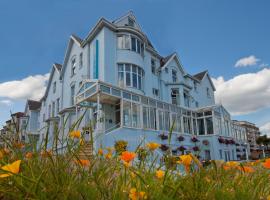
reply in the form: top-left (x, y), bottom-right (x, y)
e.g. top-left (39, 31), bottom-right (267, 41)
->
top-left (132, 73), bottom-right (137, 88)
top-left (158, 110), bottom-right (164, 130)
top-left (132, 103), bottom-right (140, 128)
top-left (197, 118), bottom-right (205, 135)
top-left (131, 37), bottom-right (136, 51)
top-left (126, 72), bottom-right (131, 86)
top-left (149, 108), bottom-right (156, 130)
top-left (118, 64), bottom-right (124, 71)
top-left (138, 75), bottom-right (142, 90)
top-left (118, 72), bottom-right (124, 87)
top-left (123, 101), bottom-right (131, 127)
top-left (143, 107), bottom-right (148, 129)
top-left (206, 117), bottom-right (213, 134)
top-left (137, 40), bottom-right (141, 53)
top-left (125, 64), bottom-right (131, 71)
top-left (117, 36), bottom-right (123, 49)
top-left (124, 35), bottom-right (130, 49)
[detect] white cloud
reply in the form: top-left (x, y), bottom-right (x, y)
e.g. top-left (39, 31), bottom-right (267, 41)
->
top-left (235, 55), bottom-right (260, 67)
top-left (0, 99), bottom-right (12, 106)
top-left (0, 74), bottom-right (49, 101)
top-left (260, 122), bottom-right (270, 136)
top-left (212, 68), bottom-right (270, 115)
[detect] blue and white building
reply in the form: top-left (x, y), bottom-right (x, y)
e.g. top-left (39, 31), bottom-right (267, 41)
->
top-left (3, 12), bottom-right (250, 161)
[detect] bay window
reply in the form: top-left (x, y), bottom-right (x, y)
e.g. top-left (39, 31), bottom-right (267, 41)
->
top-left (118, 63), bottom-right (144, 90)
top-left (117, 34), bottom-right (144, 55)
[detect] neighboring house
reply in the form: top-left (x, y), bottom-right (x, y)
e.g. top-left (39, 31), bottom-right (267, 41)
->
top-left (24, 100), bottom-right (41, 144)
top-left (0, 11), bottom-right (255, 161)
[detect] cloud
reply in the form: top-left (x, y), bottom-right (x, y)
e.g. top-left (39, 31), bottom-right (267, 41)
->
top-left (260, 122), bottom-right (270, 136)
top-left (0, 99), bottom-right (12, 106)
top-left (235, 55), bottom-right (260, 67)
top-left (212, 68), bottom-right (270, 115)
top-left (0, 74), bottom-right (49, 101)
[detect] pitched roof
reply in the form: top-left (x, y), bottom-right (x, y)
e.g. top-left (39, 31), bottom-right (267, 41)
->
top-left (160, 53), bottom-right (175, 67)
top-left (71, 34), bottom-right (83, 45)
top-left (11, 112), bottom-right (25, 118)
top-left (193, 70), bottom-right (208, 81)
top-left (54, 63), bottom-right (62, 72)
top-left (27, 100), bottom-right (41, 110)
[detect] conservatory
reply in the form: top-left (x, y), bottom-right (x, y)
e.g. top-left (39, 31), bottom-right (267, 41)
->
top-left (76, 80), bottom-right (233, 137)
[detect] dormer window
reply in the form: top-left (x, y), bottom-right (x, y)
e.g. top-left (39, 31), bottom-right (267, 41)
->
top-left (128, 17), bottom-right (135, 27)
top-left (172, 69), bottom-right (177, 83)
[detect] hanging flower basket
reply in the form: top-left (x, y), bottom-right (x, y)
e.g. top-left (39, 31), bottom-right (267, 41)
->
top-left (193, 146), bottom-right (200, 152)
top-left (191, 137), bottom-right (199, 143)
top-left (218, 137), bottom-right (224, 143)
top-left (178, 146), bottom-right (186, 152)
top-left (159, 133), bottom-right (168, 140)
top-left (160, 144), bottom-right (169, 151)
top-left (225, 139), bottom-right (230, 145)
top-left (202, 140), bottom-right (209, 146)
top-left (177, 136), bottom-right (185, 142)
top-left (229, 139), bottom-right (235, 145)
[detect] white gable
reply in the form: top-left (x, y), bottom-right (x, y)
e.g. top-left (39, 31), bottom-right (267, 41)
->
top-left (113, 11), bottom-right (142, 32)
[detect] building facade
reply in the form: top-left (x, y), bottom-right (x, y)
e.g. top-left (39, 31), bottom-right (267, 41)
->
top-left (0, 12), bottom-right (250, 161)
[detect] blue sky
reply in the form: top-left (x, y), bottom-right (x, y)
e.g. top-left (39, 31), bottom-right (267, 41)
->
top-left (0, 0), bottom-right (269, 133)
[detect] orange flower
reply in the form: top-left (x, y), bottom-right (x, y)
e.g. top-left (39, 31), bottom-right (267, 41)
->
top-left (13, 142), bottom-right (25, 149)
top-left (237, 166), bottom-right (255, 173)
top-left (40, 150), bottom-right (52, 158)
top-left (146, 142), bottom-right (160, 151)
top-left (155, 170), bottom-right (165, 179)
top-left (0, 160), bottom-right (21, 178)
top-left (129, 188), bottom-right (147, 200)
top-left (263, 159), bottom-right (270, 169)
top-left (177, 154), bottom-right (193, 172)
top-left (105, 153), bottom-right (112, 159)
top-left (98, 148), bottom-right (103, 156)
top-left (75, 159), bottom-right (90, 167)
top-left (69, 130), bottom-right (81, 139)
top-left (121, 151), bottom-right (136, 163)
top-left (25, 152), bottom-right (33, 159)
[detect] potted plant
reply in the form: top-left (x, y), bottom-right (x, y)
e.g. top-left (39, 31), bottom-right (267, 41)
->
top-left (191, 136), bottom-right (199, 143)
top-left (218, 137), bottom-right (224, 143)
top-left (160, 144), bottom-right (169, 151)
top-left (193, 146), bottom-right (200, 152)
top-left (159, 133), bottom-right (168, 140)
top-left (177, 136), bottom-right (185, 142)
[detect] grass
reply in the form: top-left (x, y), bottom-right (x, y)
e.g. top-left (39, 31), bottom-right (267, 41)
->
top-left (0, 117), bottom-right (270, 199)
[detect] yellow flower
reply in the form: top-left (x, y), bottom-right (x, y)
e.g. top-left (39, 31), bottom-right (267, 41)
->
top-left (225, 161), bottom-right (239, 168)
top-left (69, 130), bottom-right (81, 139)
top-left (156, 169), bottom-right (165, 179)
top-left (0, 160), bottom-right (21, 178)
top-left (129, 188), bottom-right (147, 200)
top-left (139, 191), bottom-right (147, 199)
top-left (123, 161), bottom-right (131, 168)
top-left (121, 151), bottom-right (136, 163)
top-left (129, 188), bottom-right (137, 200)
top-left (178, 154), bottom-right (193, 172)
top-left (79, 138), bottom-right (85, 145)
top-left (98, 148), bottom-right (103, 156)
top-left (146, 142), bottom-right (160, 151)
top-left (105, 153), bottom-right (112, 159)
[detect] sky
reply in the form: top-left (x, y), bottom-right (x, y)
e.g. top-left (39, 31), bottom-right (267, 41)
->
top-left (0, 0), bottom-right (269, 134)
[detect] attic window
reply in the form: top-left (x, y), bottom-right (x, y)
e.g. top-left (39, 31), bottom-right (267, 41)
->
top-left (128, 17), bottom-right (135, 27)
